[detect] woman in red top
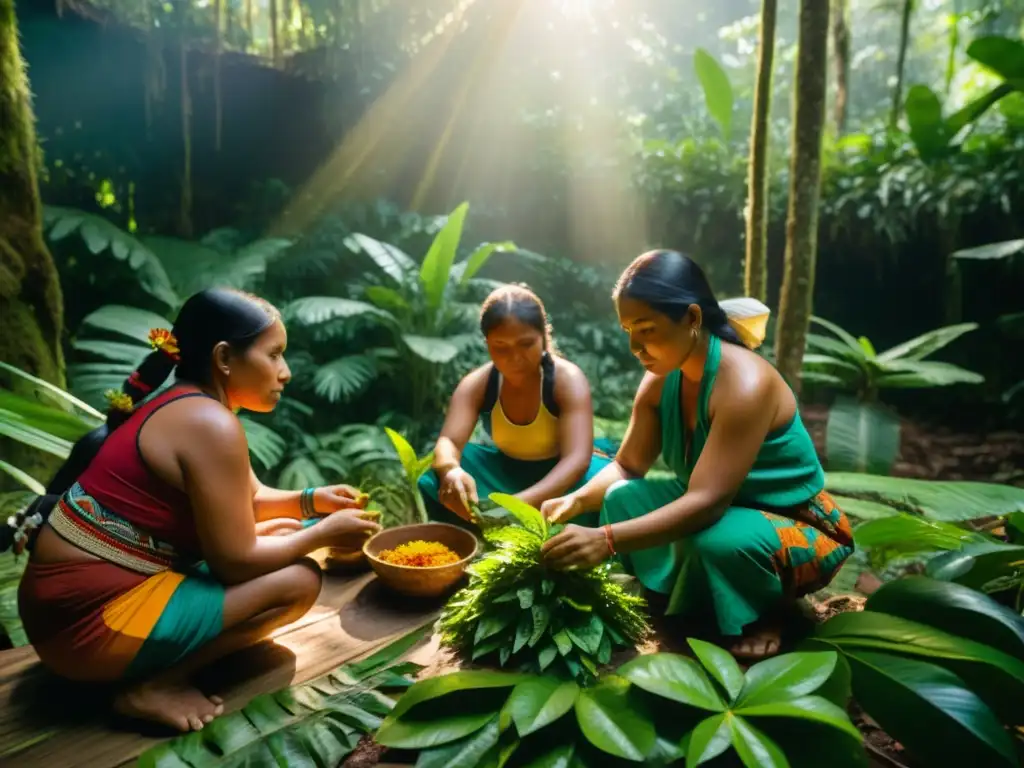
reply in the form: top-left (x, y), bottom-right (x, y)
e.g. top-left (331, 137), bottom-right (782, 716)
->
top-left (10, 289), bottom-right (380, 732)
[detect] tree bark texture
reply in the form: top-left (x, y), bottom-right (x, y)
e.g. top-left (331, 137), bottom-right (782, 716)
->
top-left (0, 0), bottom-right (66, 485)
top-left (744, 0), bottom-right (777, 303)
top-left (775, 0), bottom-right (830, 395)
top-left (830, 0), bottom-right (850, 134)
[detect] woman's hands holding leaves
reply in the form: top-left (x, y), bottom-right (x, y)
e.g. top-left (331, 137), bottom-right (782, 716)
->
top-left (542, 524), bottom-right (613, 570)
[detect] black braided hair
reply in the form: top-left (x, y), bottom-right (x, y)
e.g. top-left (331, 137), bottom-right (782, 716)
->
top-left (1, 289), bottom-right (280, 554)
top-left (612, 250), bottom-right (744, 346)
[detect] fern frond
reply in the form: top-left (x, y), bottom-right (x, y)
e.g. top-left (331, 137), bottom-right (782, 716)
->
top-left (313, 355), bottom-right (379, 403)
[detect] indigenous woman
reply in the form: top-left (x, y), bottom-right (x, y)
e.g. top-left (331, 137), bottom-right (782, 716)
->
top-left (419, 284), bottom-right (611, 527)
top-left (9, 289), bottom-right (380, 732)
top-left (540, 251), bottom-right (854, 660)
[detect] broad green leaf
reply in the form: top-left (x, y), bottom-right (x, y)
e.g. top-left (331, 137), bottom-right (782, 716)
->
top-left (283, 296), bottom-right (392, 326)
top-left (727, 715), bottom-right (789, 768)
top-left (574, 676), bottom-right (656, 761)
top-left (844, 650), bottom-right (1017, 767)
top-left (566, 615), bottom-right (604, 656)
top-left (365, 285), bottom-right (410, 314)
top-left (0, 362), bottom-right (103, 419)
top-left (457, 241), bottom-right (516, 284)
top-left (520, 740), bottom-right (574, 768)
top-left (0, 460), bottom-right (45, 494)
top-left (853, 513), bottom-right (986, 567)
top-left (693, 48), bottom-right (733, 139)
top-left (800, 353), bottom-right (863, 378)
top-left (823, 472), bottom-right (1024, 522)
top-left (687, 638), bottom-right (744, 702)
top-left (420, 202), bottom-right (469, 312)
top-left (734, 695), bottom-right (861, 741)
top-left (905, 84), bottom-right (951, 161)
top-left (239, 417), bottom-right (287, 471)
top-left (0, 390), bottom-right (96, 443)
top-left (875, 322), bottom-right (978, 363)
top-left (947, 83), bottom-right (1016, 136)
top-left (503, 678), bottom-right (579, 736)
top-left (866, 577), bottom-right (1024, 660)
top-left (618, 653), bottom-right (725, 711)
top-left (348, 232), bottom-right (417, 283)
top-left (80, 304), bottom-right (171, 344)
top-left (825, 399), bottom-right (900, 475)
top-left (833, 497), bottom-right (901, 521)
top-left (514, 612), bottom-right (532, 654)
top-left (736, 652), bottom-right (838, 708)
top-left (386, 670), bottom-right (530, 721)
top-left (345, 625), bottom-right (430, 680)
top-left (953, 239), bottom-right (1024, 261)
top-left (72, 339), bottom-right (149, 365)
top-left (489, 493), bottom-right (547, 538)
top-left (925, 540), bottom-right (1024, 591)
top-left (414, 715), bottom-right (502, 768)
top-left (875, 360), bottom-right (984, 389)
top-left (804, 333), bottom-right (867, 364)
top-left (966, 35), bottom-right (1024, 91)
top-left (814, 611), bottom-right (1024, 688)
top-left (685, 714), bottom-right (731, 768)
top-left (529, 604), bottom-right (551, 647)
top-left (375, 711), bottom-right (496, 750)
top-left (809, 317), bottom-right (865, 356)
top-left (402, 334), bottom-right (462, 364)
top-left (384, 427), bottom-right (420, 481)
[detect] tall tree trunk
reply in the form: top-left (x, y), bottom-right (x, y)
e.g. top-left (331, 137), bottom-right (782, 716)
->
top-left (0, 0), bottom-right (66, 482)
top-left (831, 0), bottom-right (850, 134)
top-left (178, 42), bottom-right (193, 237)
top-left (744, 0), bottom-right (777, 303)
top-left (889, 0), bottom-right (913, 131)
top-left (774, 0), bottom-right (830, 394)
top-left (270, 0), bottom-right (280, 66)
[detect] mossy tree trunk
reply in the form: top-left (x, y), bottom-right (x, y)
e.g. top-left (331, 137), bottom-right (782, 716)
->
top-left (0, 0), bottom-right (66, 483)
top-left (831, 0), bottom-right (850, 134)
top-left (744, 0), bottom-right (777, 303)
top-left (774, 0), bottom-right (830, 395)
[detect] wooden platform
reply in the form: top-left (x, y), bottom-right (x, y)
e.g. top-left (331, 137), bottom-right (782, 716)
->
top-left (0, 568), bottom-right (443, 768)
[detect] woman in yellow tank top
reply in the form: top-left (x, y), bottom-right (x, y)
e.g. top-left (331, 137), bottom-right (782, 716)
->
top-left (419, 285), bottom-right (611, 528)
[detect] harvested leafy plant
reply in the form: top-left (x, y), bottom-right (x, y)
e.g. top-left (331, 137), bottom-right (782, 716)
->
top-left (438, 494), bottom-right (650, 683)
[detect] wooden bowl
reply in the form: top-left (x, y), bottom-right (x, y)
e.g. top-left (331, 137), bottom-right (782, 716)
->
top-left (363, 522), bottom-right (479, 598)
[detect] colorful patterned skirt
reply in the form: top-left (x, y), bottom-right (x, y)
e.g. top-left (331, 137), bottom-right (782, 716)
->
top-left (418, 443), bottom-right (612, 529)
top-left (17, 485), bottom-right (225, 683)
top-left (600, 477), bottom-right (854, 636)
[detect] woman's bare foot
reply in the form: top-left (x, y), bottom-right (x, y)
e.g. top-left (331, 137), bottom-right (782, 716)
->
top-left (729, 625), bottom-right (782, 662)
top-left (114, 680), bottom-right (225, 732)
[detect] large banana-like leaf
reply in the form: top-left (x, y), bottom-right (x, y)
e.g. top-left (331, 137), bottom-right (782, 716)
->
top-left (453, 241), bottom-right (516, 284)
top-left (693, 48), bottom-right (733, 140)
top-left (809, 317), bottom-right (865, 356)
top-left (68, 362), bottom-right (139, 410)
top-left (0, 388), bottom-right (98, 458)
top-left (420, 202), bottom-right (469, 313)
top-left (874, 360), bottom-right (984, 388)
top-left (0, 460), bottom-right (45, 494)
top-left (805, 333), bottom-right (868, 365)
top-left (926, 541), bottom-right (1024, 592)
top-left (43, 206), bottom-right (179, 308)
top-left (79, 304), bottom-right (172, 344)
top-left (824, 472), bottom-right (1024, 521)
top-left (874, 322), bottom-right (978, 363)
top-left (72, 339), bottom-right (150, 365)
top-left (313, 354), bottom-right (378, 403)
top-left (346, 233), bottom-right (416, 283)
top-left (952, 239), bottom-right (1024, 261)
top-left (0, 362), bottom-right (103, 420)
top-left (239, 417), bottom-right (287, 472)
top-left (401, 334), bottom-right (462, 364)
top-left (138, 625), bottom-right (428, 768)
top-left (825, 399), bottom-right (900, 475)
top-left (282, 296), bottom-right (393, 326)
top-left (853, 513), bottom-right (990, 568)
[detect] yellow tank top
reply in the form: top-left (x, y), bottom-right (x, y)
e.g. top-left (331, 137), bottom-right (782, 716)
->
top-left (490, 366), bottom-right (561, 462)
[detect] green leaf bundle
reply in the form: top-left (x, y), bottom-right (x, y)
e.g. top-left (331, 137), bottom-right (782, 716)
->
top-left (438, 494), bottom-right (650, 683)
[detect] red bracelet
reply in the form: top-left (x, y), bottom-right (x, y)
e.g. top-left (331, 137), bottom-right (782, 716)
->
top-left (603, 524), bottom-right (616, 555)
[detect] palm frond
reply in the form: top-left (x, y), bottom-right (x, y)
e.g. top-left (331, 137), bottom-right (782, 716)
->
top-left (313, 355), bottom-right (379, 403)
top-left (240, 416), bottom-right (288, 472)
top-left (283, 296), bottom-right (393, 326)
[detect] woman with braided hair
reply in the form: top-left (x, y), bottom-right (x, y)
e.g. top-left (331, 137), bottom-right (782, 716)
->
top-left (540, 251), bottom-right (854, 660)
top-left (11, 289), bottom-right (380, 732)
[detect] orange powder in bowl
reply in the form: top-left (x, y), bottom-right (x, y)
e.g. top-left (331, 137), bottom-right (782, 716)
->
top-left (377, 540), bottom-right (460, 568)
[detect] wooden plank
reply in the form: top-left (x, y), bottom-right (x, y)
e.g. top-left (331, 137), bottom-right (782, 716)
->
top-left (0, 570), bottom-right (441, 768)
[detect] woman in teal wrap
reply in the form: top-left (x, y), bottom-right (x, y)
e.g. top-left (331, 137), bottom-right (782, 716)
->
top-left (540, 251), bottom-right (854, 660)
top-left (420, 284), bottom-right (611, 528)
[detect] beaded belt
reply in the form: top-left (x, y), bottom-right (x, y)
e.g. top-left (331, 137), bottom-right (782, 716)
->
top-left (49, 483), bottom-right (181, 575)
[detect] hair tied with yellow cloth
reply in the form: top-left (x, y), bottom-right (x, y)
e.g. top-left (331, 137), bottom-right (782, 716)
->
top-left (718, 297), bottom-right (771, 350)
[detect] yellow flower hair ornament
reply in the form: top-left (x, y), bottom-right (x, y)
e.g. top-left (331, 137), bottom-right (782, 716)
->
top-left (719, 297), bottom-right (771, 350)
top-left (104, 389), bottom-right (135, 414)
top-left (148, 328), bottom-right (180, 361)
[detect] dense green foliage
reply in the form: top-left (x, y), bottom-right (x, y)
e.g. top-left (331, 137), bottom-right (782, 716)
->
top-left (438, 495), bottom-right (649, 684)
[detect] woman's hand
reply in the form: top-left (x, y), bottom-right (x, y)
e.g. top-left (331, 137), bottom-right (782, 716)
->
top-left (541, 524), bottom-right (613, 570)
top-left (540, 494), bottom-right (582, 524)
top-left (313, 485), bottom-right (368, 516)
top-left (439, 468), bottom-right (478, 521)
top-left (314, 507), bottom-right (381, 547)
